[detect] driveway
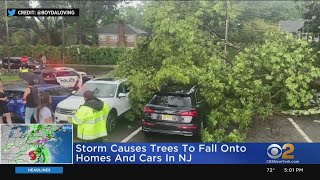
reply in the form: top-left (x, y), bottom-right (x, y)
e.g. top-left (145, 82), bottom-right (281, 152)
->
top-left (72, 114), bottom-right (320, 143)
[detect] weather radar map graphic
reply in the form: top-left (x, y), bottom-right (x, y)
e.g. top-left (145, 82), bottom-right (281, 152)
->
top-left (1, 124), bottom-right (72, 164)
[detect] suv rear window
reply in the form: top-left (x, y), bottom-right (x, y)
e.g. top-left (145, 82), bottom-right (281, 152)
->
top-left (149, 94), bottom-right (192, 107)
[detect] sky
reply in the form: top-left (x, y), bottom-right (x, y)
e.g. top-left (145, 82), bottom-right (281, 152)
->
top-left (119, 1), bottom-right (142, 7)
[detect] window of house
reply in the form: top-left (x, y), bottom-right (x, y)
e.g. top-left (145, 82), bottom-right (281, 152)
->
top-left (109, 35), bottom-right (118, 42)
top-left (99, 34), bottom-right (107, 41)
top-left (126, 35), bottom-right (135, 42)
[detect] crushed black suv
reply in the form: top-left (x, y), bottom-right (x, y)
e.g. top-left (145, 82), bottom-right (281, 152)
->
top-left (142, 85), bottom-right (206, 137)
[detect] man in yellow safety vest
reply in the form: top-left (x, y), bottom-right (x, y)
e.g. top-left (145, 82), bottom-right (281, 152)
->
top-left (20, 65), bottom-right (29, 73)
top-left (72, 90), bottom-right (110, 142)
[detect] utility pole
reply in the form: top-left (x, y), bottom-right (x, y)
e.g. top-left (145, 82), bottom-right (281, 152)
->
top-left (224, 1), bottom-right (229, 54)
top-left (62, 16), bottom-right (65, 65)
top-left (5, 0), bottom-right (11, 71)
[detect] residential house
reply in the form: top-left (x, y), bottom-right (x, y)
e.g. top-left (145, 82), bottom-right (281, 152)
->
top-left (279, 19), bottom-right (319, 42)
top-left (96, 20), bottom-right (148, 48)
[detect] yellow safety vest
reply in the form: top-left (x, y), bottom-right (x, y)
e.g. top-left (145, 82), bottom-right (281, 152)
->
top-left (20, 69), bottom-right (29, 72)
top-left (72, 103), bottom-right (110, 140)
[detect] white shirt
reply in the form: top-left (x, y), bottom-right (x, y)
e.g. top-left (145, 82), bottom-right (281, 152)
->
top-left (33, 107), bottom-right (52, 124)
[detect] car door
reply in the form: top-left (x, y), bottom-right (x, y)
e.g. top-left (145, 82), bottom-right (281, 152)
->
top-left (114, 83), bottom-right (130, 116)
top-left (9, 58), bottom-right (18, 69)
top-left (122, 83), bottom-right (131, 112)
top-left (55, 71), bottom-right (80, 90)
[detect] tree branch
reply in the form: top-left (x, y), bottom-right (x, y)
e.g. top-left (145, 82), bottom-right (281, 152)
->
top-left (224, 40), bottom-right (242, 50)
top-left (270, 89), bottom-right (285, 100)
top-left (200, 24), bottom-right (243, 51)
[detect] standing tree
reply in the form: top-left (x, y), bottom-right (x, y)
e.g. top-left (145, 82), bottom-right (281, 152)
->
top-left (66, 0), bottom-right (121, 45)
top-left (118, 2), bottom-right (146, 30)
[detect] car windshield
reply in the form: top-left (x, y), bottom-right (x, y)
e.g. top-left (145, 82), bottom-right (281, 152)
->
top-left (150, 94), bottom-right (192, 107)
top-left (74, 83), bottom-right (117, 98)
top-left (28, 58), bottom-right (37, 63)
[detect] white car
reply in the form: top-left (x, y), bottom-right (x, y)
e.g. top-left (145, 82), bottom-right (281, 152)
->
top-left (54, 77), bottom-right (131, 132)
top-left (53, 67), bottom-right (87, 76)
top-left (43, 70), bottom-right (84, 90)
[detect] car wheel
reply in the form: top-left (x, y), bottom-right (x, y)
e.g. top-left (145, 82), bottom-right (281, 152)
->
top-left (107, 110), bottom-right (117, 133)
top-left (194, 121), bottom-right (203, 141)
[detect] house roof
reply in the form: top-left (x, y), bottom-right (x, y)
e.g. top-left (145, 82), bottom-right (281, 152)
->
top-left (96, 23), bottom-right (147, 35)
top-left (279, 20), bottom-right (305, 33)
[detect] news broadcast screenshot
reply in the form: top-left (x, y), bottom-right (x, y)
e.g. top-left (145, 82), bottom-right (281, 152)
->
top-left (0, 0), bottom-right (319, 177)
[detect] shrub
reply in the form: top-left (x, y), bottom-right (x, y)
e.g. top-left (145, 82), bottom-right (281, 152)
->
top-left (0, 45), bottom-right (127, 65)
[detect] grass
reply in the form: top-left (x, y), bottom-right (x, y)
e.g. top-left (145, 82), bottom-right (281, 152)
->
top-left (0, 75), bottom-right (21, 82)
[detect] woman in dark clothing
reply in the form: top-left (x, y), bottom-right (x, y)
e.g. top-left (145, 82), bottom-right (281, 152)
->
top-left (0, 79), bottom-right (12, 124)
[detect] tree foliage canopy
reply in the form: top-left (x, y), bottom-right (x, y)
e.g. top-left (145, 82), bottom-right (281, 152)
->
top-left (114, 1), bottom-right (320, 142)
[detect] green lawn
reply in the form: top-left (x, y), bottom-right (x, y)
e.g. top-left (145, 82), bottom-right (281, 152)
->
top-left (0, 75), bottom-right (21, 82)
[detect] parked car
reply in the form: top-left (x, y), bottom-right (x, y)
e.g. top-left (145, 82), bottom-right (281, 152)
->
top-left (2, 57), bottom-right (41, 70)
top-left (37, 69), bottom-right (94, 91)
top-left (53, 67), bottom-right (87, 76)
top-left (4, 84), bottom-right (72, 123)
top-left (55, 77), bottom-right (131, 132)
top-left (142, 85), bottom-right (206, 138)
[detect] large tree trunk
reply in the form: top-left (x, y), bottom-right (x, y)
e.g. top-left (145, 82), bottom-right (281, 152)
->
top-left (46, 33), bottom-right (52, 45)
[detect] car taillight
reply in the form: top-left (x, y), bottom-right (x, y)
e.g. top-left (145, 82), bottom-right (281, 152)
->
top-left (177, 125), bottom-right (198, 130)
top-left (143, 121), bottom-right (155, 126)
top-left (144, 106), bottom-right (155, 113)
top-left (179, 110), bottom-right (198, 117)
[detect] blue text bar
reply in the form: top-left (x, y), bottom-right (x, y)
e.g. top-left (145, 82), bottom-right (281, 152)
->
top-left (15, 167), bottom-right (63, 174)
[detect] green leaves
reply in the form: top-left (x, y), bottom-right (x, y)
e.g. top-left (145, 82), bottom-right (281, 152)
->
top-left (113, 2), bottom-right (319, 143)
top-left (233, 31), bottom-right (320, 110)
top-left (0, 45), bottom-right (127, 65)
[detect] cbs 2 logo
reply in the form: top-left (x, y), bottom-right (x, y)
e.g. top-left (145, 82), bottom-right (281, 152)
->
top-left (267, 144), bottom-right (294, 159)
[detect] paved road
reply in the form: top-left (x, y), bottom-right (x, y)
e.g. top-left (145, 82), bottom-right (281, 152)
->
top-left (289, 115), bottom-right (320, 142)
top-left (5, 65), bottom-right (319, 143)
top-left (73, 114), bottom-right (320, 143)
top-left (246, 114), bottom-right (320, 143)
top-left (78, 114), bottom-right (320, 143)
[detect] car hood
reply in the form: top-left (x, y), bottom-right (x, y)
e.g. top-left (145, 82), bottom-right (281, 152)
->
top-left (57, 95), bottom-right (116, 110)
top-left (78, 71), bottom-right (87, 75)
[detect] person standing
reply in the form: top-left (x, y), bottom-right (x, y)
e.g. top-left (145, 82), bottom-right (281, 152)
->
top-left (20, 65), bottom-right (29, 73)
top-left (33, 92), bottom-right (53, 124)
top-left (72, 90), bottom-right (110, 143)
top-left (21, 55), bottom-right (28, 64)
top-left (39, 54), bottom-right (46, 70)
top-left (20, 56), bottom-right (28, 71)
top-left (0, 79), bottom-right (12, 124)
top-left (22, 81), bottom-right (38, 124)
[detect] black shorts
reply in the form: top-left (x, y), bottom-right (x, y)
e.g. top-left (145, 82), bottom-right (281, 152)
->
top-left (0, 105), bottom-right (9, 116)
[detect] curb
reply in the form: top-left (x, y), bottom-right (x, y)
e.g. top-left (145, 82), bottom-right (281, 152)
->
top-left (282, 107), bottom-right (320, 115)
